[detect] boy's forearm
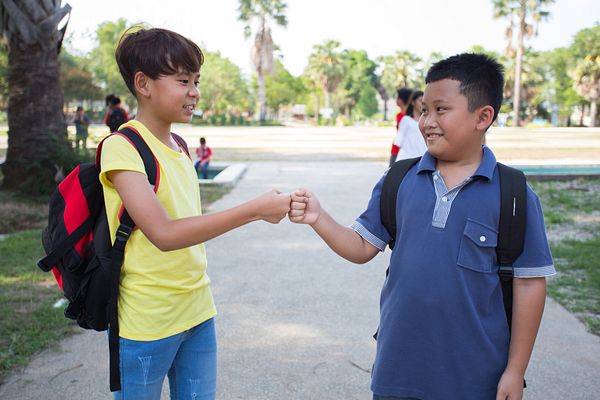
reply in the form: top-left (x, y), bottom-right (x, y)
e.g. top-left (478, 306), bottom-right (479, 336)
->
top-left (505, 277), bottom-right (547, 376)
top-left (311, 209), bottom-right (378, 264)
top-left (151, 199), bottom-right (261, 250)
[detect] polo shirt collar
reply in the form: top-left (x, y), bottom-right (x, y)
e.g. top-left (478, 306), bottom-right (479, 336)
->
top-left (416, 145), bottom-right (497, 181)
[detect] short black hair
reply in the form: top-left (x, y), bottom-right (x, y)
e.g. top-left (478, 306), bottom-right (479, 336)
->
top-left (200, 137), bottom-right (206, 145)
top-left (425, 53), bottom-right (504, 123)
top-left (396, 87), bottom-right (412, 104)
top-left (116, 26), bottom-right (204, 97)
top-left (105, 93), bottom-right (115, 106)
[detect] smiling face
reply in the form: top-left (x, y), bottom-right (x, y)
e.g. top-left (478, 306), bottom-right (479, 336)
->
top-left (146, 71), bottom-right (200, 124)
top-left (418, 79), bottom-right (488, 163)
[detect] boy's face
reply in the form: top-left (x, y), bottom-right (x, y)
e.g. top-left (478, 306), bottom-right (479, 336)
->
top-left (146, 70), bottom-right (200, 124)
top-left (418, 79), bottom-right (484, 162)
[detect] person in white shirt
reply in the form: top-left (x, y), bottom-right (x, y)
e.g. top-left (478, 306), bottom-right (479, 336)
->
top-left (393, 90), bottom-right (427, 161)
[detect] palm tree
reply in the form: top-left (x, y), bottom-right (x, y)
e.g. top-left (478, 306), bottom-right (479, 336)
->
top-left (306, 40), bottom-right (345, 116)
top-left (238, 0), bottom-right (287, 123)
top-left (572, 56), bottom-right (600, 127)
top-left (492, 0), bottom-right (554, 127)
top-left (0, 0), bottom-right (71, 194)
top-left (378, 51), bottom-right (422, 119)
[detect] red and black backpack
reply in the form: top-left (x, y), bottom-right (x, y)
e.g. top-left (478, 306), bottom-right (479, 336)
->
top-left (37, 127), bottom-right (189, 391)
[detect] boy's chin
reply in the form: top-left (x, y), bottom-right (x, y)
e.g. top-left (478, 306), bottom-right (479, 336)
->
top-left (175, 115), bottom-right (194, 124)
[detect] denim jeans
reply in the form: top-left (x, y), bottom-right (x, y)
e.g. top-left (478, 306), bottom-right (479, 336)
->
top-left (194, 160), bottom-right (210, 179)
top-left (373, 396), bottom-right (421, 400)
top-left (113, 318), bottom-right (217, 400)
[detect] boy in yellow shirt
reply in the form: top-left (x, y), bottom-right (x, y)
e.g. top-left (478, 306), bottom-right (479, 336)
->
top-left (100, 27), bottom-right (290, 399)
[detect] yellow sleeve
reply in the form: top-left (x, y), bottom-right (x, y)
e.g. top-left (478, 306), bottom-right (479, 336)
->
top-left (99, 135), bottom-right (146, 189)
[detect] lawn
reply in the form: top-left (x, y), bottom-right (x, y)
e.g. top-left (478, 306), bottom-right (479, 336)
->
top-left (530, 179), bottom-right (600, 335)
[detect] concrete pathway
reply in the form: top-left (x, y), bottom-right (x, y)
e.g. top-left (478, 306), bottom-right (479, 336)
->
top-left (1, 161), bottom-right (600, 399)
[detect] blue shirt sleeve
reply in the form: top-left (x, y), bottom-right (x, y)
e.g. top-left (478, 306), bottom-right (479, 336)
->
top-left (351, 174), bottom-right (392, 251)
top-left (513, 185), bottom-right (556, 277)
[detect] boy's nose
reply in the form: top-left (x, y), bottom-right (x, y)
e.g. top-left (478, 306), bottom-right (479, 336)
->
top-left (189, 86), bottom-right (200, 98)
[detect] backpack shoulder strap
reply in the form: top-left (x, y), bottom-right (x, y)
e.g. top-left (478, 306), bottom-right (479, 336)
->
top-left (496, 163), bottom-right (527, 266)
top-left (380, 156), bottom-right (421, 250)
top-left (496, 162), bottom-right (527, 336)
top-left (96, 127), bottom-right (160, 392)
top-left (171, 133), bottom-right (191, 159)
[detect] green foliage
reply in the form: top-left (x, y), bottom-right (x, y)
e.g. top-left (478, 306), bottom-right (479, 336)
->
top-left (305, 40), bottom-right (346, 109)
top-left (88, 19), bottom-right (132, 104)
top-left (265, 59), bottom-right (307, 112)
top-left (60, 49), bottom-right (103, 103)
top-left (340, 49), bottom-right (377, 118)
top-left (378, 51), bottom-right (422, 101)
top-left (237, 0), bottom-right (288, 37)
top-left (356, 85), bottom-right (378, 118)
top-left (198, 50), bottom-right (251, 115)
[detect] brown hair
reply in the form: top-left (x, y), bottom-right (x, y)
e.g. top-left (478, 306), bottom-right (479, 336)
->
top-left (115, 26), bottom-right (204, 96)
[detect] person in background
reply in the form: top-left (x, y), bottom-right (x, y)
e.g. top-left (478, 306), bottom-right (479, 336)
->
top-left (73, 106), bottom-right (91, 150)
top-left (194, 137), bottom-right (212, 179)
top-left (104, 94), bottom-right (130, 133)
top-left (389, 87), bottom-right (413, 166)
top-left (393, 90), bottom-right (427, 161)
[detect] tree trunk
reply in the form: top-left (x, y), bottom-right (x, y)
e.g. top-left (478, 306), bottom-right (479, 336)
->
top-left (257, 71), bottom-right (267, 123)
top-left (325, 91), bottom-right (331, 110)
top-left (512, 1), bottom-right (527, 127)
top-left (1, 38), bottom-right (68, 194)
top-left (383, 99), bottom-right (388, 121)
top-left (590, 99), bottom-right (597, 127)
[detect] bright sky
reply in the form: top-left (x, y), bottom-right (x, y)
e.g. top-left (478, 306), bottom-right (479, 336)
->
top-left (65, 0), bottom-right (599, 77)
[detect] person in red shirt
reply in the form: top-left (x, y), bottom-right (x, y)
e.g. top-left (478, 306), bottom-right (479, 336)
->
top-left (389, 87), bottom-right (413, 166)
top-left (194, 137), bottom-right (213, 179)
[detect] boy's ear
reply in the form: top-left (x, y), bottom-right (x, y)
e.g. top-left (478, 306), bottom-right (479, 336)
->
top-left (134, 71), bottom-right (151, 98)
top-left (476, 105), bottom-right (494, 131)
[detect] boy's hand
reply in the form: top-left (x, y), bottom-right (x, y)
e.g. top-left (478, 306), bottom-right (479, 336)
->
top-left (496, 369), bottom-right (524, 400)
top-left (254, 189), bottom-right (291, 224)
top-left (288, 189), bottom-right (321, 225)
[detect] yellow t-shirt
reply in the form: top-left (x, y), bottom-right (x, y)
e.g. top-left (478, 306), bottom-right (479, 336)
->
top-left (99, 120), bottom-right (216, 341)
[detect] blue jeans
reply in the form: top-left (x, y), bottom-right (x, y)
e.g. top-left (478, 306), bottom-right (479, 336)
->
top-left (113, 318), bottom-right (217, 400)
top-left (373, 396), bottom-right (421, 400)
top-left (194, 160), bottom-right (210, 179)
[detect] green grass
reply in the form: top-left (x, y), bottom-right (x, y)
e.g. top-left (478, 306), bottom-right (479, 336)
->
top-left (0, 230), bottom-right (74, 383)
top-left (531, 179), bottom-right (600, 336)
top-left (530, 179), bottom-right (600, 227)
top-left (547, 237), bottom-right (600, 335)
top-left (0, 184), bottom-right (230, 383)
top-left (0, 191), bottom-right (48, 234)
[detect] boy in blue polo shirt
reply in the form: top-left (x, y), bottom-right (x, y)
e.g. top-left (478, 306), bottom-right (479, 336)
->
top-left (289, 53), bottom-right (555, 400)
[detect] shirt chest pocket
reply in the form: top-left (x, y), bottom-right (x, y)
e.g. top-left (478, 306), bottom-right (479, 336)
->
top-left (457, 219), bottom-right (498, 273)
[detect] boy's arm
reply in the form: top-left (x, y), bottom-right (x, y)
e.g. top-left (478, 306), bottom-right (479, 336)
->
top-left (109, 169), bottom-right (291, 251)
top-left (496, 277), bottom-right (546, 400)
top-left (290, 189), bottom-right (379, 264)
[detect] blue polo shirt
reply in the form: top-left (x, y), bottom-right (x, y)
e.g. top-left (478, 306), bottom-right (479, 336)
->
top-left (351, 147), bottom-right (555, 400)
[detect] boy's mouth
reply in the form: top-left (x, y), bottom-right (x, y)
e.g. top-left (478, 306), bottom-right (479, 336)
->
top-left (425, 132), bottom-right (443, 139)
top-left (183, 104), bottom-right (195, 112)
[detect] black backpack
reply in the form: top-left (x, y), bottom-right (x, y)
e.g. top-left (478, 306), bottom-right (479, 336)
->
top-left (37, 127), bottom-right (189, 392)
top-left (379, 157), bottom-right (527, 333)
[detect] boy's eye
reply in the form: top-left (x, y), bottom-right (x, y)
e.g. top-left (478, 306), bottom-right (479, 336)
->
top-left (194, 81), bottom-right (199, 87)
top-left (436, 107), bottom-right (446, 112)
top-left (179, 79), bottom-right (189, 84)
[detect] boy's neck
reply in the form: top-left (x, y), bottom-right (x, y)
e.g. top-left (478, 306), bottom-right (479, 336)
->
top-left (436, 147), bottom-right (484, 189)
top-left (135, 106), bottom-right (173, 144)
